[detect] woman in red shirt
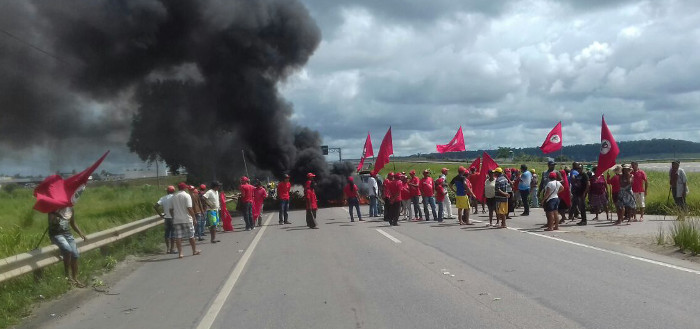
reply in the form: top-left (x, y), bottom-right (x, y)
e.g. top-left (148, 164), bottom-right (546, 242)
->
top-left (305, 173), bottom-right (318, 229)
top-left (435, 177), bottom-right (446, 222)
top-left (343, 177), bottom-right (363, 222)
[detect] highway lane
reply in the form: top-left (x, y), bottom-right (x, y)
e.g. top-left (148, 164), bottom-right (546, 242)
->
top-left (25, 207), bottom-right (700, 329)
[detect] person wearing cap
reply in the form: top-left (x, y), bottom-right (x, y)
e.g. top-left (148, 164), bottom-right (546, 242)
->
top-left (239, 176), bottom-right (256, 231)
top-left (420, 170), bottom-right (437, 221)
top-left (189, 185), bottom-right (206, 241)
top-left (570, 162), bottom-right (590, 226)
top-left (449, 166), bottom-right (477, 225)
top-left (542, 172), bottom-right (564, 231)
top-left (168, 183), bottom-right (201, 258)
top-left (538, 160), bottom-right (557, 204)
top-left (305, 173), bottom-right (319, 228)
top-left (630, 162), bottom-right (648, 221)
top-left (277, 174), bottom-right (292, 225)
top-left (154, 186), bottom-right (176, 254)
top-left (388, 172), bottom-right (403, 226)
top-left (518, 164), bottom-right (532, 216)
top-left (343, 176), bottom-right (363, 222)
top-left (434, 175), bottom-right (447, 222)
top-left (253, 180), bottom-right (268, 227)
top-left (493, 168), bottom-right (509, 228)
top-left (367, 173), bottom-right (379, 217)
top-left (383, 173), bottom-right (394, 222)
top-left (670, 160), bottom-right (689, 212)
top-left (407, 170), bottom-right (424, 221)
top-left (203, 182), bottom-right (222, 243)
top-left (439, 168), bottom-right (454, 219)
top-left (614, 164), bottom-right (636, 225)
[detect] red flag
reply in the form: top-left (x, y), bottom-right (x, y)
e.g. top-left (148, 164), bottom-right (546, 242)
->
top-left (472, 152), bottom-right (499, 203)
top-left (436, 126), bottom-right (466, 153)
top-left (371, 127), bottom-right (393, 175)
top-left (539, 121), bottom-right (563, 154)
top-left (595, 116), bottom-right (620, 177)
top-left (356, 132), bottom-right (374, 172)
top-left (33, 151), bottom-right (110, 213)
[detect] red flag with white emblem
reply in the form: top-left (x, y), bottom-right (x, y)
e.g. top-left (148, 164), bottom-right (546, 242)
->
top-left (33, 151), bottom-right (110, 213)
top-left (595, 116), bottom-right (620, 177)
top-left (356, 132), bottom-right (374, 172)
top-left (539, 122), bottom-right (563, 154)
top-left (436, 126), bottom-right (466, 153)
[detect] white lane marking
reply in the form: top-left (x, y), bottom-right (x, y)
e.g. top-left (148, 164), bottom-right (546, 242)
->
top-left (506, 227), bottom-right (700, 276)
top-left (376, 229), bottom-right (402, 243)
top-left (196, 213), bottom-right (273, 329)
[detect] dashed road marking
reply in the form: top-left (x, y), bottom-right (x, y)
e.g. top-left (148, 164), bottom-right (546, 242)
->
top-left (376, 229), bottom-right (402, 243)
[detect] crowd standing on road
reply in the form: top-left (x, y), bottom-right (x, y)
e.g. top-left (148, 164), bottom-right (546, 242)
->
top-left (150, 160), bottom-right (690, 257)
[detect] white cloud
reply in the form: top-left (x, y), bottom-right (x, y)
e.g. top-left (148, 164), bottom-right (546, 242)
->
top-left (286, 0), bottom-right (700, 158)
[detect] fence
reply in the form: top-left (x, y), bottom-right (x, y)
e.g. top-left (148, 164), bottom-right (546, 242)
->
top-left (0, 216), bottom-right (162, 284)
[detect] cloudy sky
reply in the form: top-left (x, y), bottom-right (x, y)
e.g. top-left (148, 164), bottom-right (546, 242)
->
top-left (2, 0), bottom-right (699, 176)
top-left (284, 0), bottom-right (700, 159)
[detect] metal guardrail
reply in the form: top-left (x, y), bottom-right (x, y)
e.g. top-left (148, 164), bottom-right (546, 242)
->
top-left (0, 215), bottom-right (162, 284)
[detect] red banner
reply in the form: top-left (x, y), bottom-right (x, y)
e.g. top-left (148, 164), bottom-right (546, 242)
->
top-left (472, 152), bottom-right (499, 203)
top-left (356, 132), bottom-right (374, 172)
top-left (34, 151), bottom-right (110, 213)
top-left (436, 126), bottom-right (466, 153)
top-left (371, 127), bottom-right (393, 175)
top-left (539, 121), bottom-right (563, 154)
top-left (595, 116), bottom-right (619, 177)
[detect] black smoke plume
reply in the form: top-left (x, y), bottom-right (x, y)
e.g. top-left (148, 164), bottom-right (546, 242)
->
top-left (0, 0), bottom-right (350, 201)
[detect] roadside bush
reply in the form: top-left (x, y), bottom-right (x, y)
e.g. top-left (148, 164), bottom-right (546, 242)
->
top-left (670, 217), bottom-right (700, 254)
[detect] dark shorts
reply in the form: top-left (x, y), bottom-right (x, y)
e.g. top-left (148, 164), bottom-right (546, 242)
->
top-left (486, 198), bottom-right (496, 210)
top-left (164, 218), bottom-right (174, 239)
top-left (545, 198), bottom-right (560, 212)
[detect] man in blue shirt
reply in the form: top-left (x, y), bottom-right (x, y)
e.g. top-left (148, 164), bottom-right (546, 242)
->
top-left (518, 164), bottom-right (532, 216)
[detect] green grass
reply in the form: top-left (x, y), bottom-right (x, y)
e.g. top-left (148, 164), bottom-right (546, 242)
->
top-left (670, 218), bottom-right (700, 254)
top-left (379, 161), bottom-right (699, 216)
top-left (0, 176), bottom-right (182, 328)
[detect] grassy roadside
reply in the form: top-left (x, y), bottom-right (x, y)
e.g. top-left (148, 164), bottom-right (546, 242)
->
top-left (0, 177), bottom-right (182, 329)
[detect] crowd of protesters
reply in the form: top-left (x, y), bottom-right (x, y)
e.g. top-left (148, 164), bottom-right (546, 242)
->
top-left (153, 160), bottom-right (688, 256)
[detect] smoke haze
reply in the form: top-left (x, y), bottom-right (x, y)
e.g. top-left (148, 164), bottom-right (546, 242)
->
top-left (0, 0), bottom-right (347, 199)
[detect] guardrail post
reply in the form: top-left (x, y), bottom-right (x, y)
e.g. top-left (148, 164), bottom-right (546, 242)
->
top-left (33, 268), bottom-right (44, 282)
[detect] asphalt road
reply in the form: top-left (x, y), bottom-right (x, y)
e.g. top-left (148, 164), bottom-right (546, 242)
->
top-left (25, 206), bottom-right (700, 329)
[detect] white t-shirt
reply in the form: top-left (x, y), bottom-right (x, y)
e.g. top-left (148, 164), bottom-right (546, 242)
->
top-left (484, 178), bottom-right (496, 198)
top-left (170, 191), bottom-right (193, 224)
top-left (157, 194), bottom-right (174, 219)
top-left (544, 181), bottom-right (563, 201)
top-left (203, 189), bottom-right (220, 211)
top-left (368, 177), bottom-right (378, 196)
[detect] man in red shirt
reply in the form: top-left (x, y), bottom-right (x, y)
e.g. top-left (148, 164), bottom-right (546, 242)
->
top-left (631, 162), bottom-right (648, 221)
top-left (407, 170), bottom-right (424, 220)
top-left (434, 176), bottom-right (446, 222)
top-left (420, 170), bottom-right (437, 221)
top-left (343, 176), bottom-right (364, 222)
top-left (239, 176), bottom-right (256, 231)
top-left (383, 173), bottom-right (394, 222)
top-left (388, 173), bottom-right (402, 226)
top-left (277, 174), bottom-right (292, 225)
